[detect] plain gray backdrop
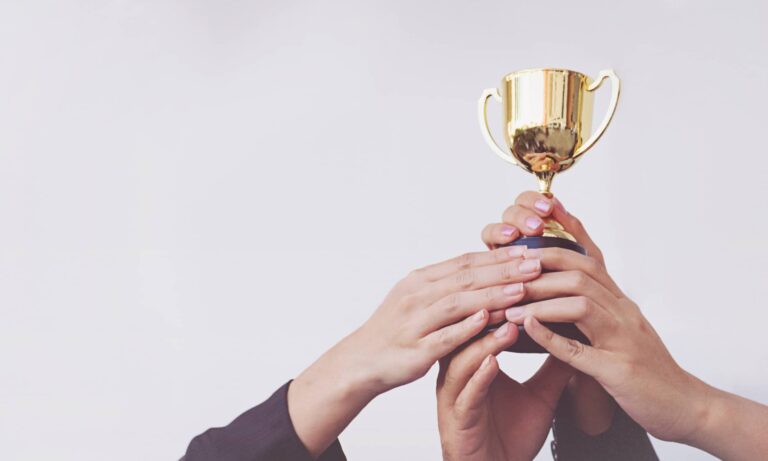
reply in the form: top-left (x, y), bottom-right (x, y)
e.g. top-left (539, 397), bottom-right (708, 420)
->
top-left (1, 1), bottom-right (766, 459)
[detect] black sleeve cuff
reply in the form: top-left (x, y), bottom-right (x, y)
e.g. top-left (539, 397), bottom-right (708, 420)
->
top-left (182, 381), bottom-right (346, 461)
top-left (551, 396), bottom-right (658, 461)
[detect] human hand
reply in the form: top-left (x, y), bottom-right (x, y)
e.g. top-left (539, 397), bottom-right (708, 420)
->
top-left (481, 191), bottom-right (616, 435)
top-left (289, 246), bottom-right (544, 456)
top-left (436, 321), bottom-right (572, 461)
top-left (502, 242), bottom-right (708, 443)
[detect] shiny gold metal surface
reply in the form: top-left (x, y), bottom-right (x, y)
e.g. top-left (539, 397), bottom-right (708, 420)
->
top-left (479, 68), bottom-right (620, 194)
top-left (478, 68), bottom-right (620, 241)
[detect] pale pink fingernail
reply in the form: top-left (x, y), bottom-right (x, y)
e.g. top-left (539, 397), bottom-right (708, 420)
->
top-left (518, 259), bottom-right (541, 274)
top-left (473, 310), bottom-right (487, 323)
top-left (503, 283), bottom-right (523, 296)
top-left (534, 199), bottom-right (551, 213)
top-left (480, 355), bottom-right (492, 368)
top-left (508, 245), bottom-right (527, 258)
top-left (501, 225), bottom-right (517, 237)
top-left (493, 322), bottom-right (510, 338)
top-left (505, 306), bottom-right (525, 321)
top-left (526, 216), bottom-right (543, 230)
top-left (524, 248), bottom-right (542, 258)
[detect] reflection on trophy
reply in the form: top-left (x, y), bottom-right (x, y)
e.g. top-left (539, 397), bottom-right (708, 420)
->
top-left (479, 68), bottom-right (621, 352)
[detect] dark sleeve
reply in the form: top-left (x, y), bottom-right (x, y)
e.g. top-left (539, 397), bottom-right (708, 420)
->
top-left (181, 381), bottom-right (346, 461)
top-left (551, 396), bottom-right (658, 461)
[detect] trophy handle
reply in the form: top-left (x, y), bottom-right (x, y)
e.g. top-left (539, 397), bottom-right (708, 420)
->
top-left (574, 69), bottom-right (621, 159)
top-left (478, 88), bottom-right (521, 168)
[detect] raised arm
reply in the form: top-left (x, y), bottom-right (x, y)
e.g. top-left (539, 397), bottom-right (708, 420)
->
top-left (183, 245), bottom-right (547, 460)
top-left (504, 203), bottom-right (768, 460)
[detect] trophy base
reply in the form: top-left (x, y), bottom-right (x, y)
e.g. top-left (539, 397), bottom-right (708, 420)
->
top-left (500, 235), bottom-right (589, 353)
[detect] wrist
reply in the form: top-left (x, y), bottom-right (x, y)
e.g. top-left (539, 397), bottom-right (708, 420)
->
top-left (676, 374), bottom-right (722, 447)
top-left (300, 327), bottom-right (384, 404)
top-left (287, 329), bottom-right (381, 457)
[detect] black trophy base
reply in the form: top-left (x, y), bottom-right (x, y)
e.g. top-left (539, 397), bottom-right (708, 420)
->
top-left (500, 235), bottom-right (589, 353)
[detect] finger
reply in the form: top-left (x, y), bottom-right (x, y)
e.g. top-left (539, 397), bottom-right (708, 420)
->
top-left (515, 191), bottom-right (555, 217)
top-left (504, 296), bottom-right (614, 340)
top-left (417, 255), bottom-right (542, 305)
top-left (502, 204), bottom-right (546, 236)
top-left (454, 354), bottom-right (500, 416)
top-left (522, 247), bottom-right (623, 298)
top-left (412, 245), bottom-right (527, 283)
top-left (488, 308), bottom-right (507, 325)
top-left (417, 282), bottom-right (526, 333)
top-left (436, 321), bottom-right (518, 401)
top-left (524, 316), bottom-right (605, 379)
top-left (422, 308), bottom-right (493, 363)
top-left (481, 222), bottom-right (520, 249)
top-left (523, 356), bottom-right (574, 409)
top-left (520, 270), bottom-right (618, 310)
top-left (550, 198), bottom-right (605, 265)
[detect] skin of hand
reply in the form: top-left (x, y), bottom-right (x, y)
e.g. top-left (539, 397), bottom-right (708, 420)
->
top-left (480, 191), bottom-right (616, 436)
top-left (288, 245), bottom-right (545, 457)
top-left (436, 323), bottom-right (573, 461)
top-left (503, 228), bottom-right (768, 460)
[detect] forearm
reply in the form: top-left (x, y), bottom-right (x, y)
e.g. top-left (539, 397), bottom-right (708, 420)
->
top-left (288, 328), bottom-right (380, 458)
top-left (687, 385), bottom-right (768, 460)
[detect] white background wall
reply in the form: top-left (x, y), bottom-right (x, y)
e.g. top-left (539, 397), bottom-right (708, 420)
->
top-left (1, 1), bottom-right (766, 459)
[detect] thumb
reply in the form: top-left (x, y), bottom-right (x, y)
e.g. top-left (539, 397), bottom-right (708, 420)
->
top-left (453, 354), bottom-right (501, 418)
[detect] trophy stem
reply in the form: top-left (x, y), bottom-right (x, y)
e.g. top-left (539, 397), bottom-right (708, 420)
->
top-left (535, 171), bottom-right (555, 197)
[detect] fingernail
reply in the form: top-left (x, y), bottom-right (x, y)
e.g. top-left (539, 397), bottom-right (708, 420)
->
top-left (505, 306), bottom-right (525, 321)
top-left (480, 355), bottom-right (492, 369)
top-left (525, 216), bottom-right (543, 230)
top-left (503, 283), bottom-right (523, 296)
top-left (501, 225), bottom-right (517, 237)
top-left (524, 248), bottom-right (542, 258)
top-left (472, 310), bottom-right (487, 323)
top-left (508, 245), bottom-right (526, 258)
top-left (518, 259), bottom-right (541, 274)
top-left (535, 199), bottom-right (552, 213)
top-left (493, 322), bottom-right (510, 338)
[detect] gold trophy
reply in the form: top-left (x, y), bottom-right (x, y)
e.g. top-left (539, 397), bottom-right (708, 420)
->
top-left (478, 68), bottom-right (620, 352)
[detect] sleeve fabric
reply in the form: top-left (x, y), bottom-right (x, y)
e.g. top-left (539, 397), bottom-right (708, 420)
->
top-left (181, 381), bottom-right (346, 461)
top-left (551, 396), bottom-right (659, 461)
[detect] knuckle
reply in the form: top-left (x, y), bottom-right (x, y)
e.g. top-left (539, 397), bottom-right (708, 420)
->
top-left (482, 224), bottom-right (497, 243)
top-left (584, 255), bottom-right (602, 274)
top-left (443, 293), bottom-right (463, 314)
top-left (541, 323), bottom-right (555, 342)
top-left (435, 327), bottom-right (454, 349)
top-left (407, 268), bottom-right (425, 282)
top-left (499, 262), bottom-right (515, 281)
top-left (633, 313), bottom-right (652, 334)
top-left (568, 271), bottom-right (590, 290)
top-left (515, 190), bottom-right (538, 205)
top-left (547, 247), bottom-right (564, 263)
top-left (454, 269), bottom-right (476, 289)
top-left (455, 252), bottom-right (476, 270)
top-left (573, 296), bottom-right (592, 318)
top-left (604, 315), bottom-right (621, 335)
top-left (564, 338), bottom-right (585, 361)
top-left (492, 247), bottom-right (509, 263)
top-left (399, 293), bottom-right (420, 311)
top-left (502, 204), bottom-right (522, 221)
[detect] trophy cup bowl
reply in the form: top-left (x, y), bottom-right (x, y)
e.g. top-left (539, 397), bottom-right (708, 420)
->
top-left (479, 68), bottom-right (620, 352)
